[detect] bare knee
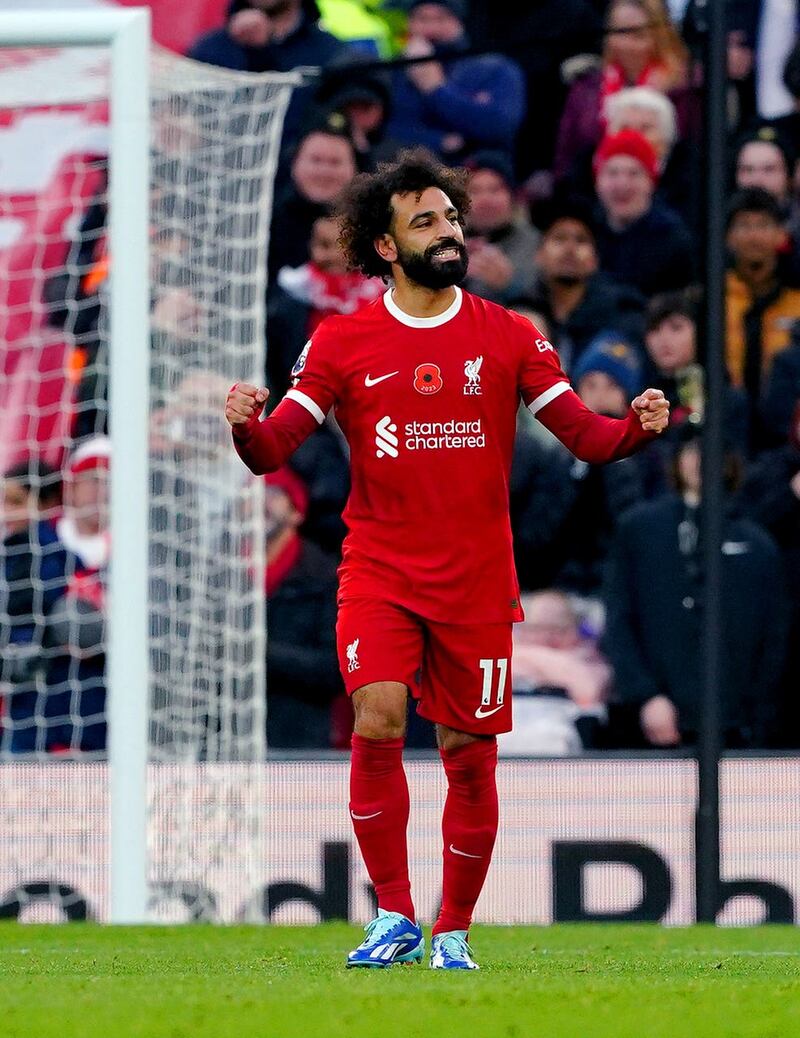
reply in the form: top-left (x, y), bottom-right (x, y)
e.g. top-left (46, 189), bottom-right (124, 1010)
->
top-left (353, 682), bottom-right (408, 740)
top-left (436, 723), bottom-right (486, 752)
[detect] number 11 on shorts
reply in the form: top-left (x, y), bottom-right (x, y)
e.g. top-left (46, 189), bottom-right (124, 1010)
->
top-left (478, 658), bottom-right (508, 708)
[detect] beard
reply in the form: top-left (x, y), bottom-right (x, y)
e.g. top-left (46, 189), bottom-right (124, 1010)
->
top-left (396, 237), bottom-right (468, 290)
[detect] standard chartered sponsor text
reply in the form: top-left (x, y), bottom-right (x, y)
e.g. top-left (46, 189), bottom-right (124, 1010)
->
top-left (404, 418), bottom-right (485, 450)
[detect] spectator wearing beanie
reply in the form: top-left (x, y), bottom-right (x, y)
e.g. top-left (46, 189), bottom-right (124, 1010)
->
top-left (462, 150), bottom-right (540, 305)
top-left (558, 86), bottom-right (699, 236)
top-left (512, 331), bottom-right (662, 598)
top-left (572, 331), bottom-right (643, 418)
top-left (386, 0), bottom-right (526, 161)
top-left (593, 128), bottom-right (695, 296)
top-left (529, 195), bottom-right (645, 371)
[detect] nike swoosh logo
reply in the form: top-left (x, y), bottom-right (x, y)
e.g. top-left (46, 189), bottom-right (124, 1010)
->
top-left (449, 844), bottom-right (482, 859)
top-left (365, 371), bottom-right (399, 387)
top-left (351, 810), bottom-right (382, 820)
top-left (474, 704), bottom-right (504, 719)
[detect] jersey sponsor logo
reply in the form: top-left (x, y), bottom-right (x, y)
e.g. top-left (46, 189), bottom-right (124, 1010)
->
top-left (346, 637), bottom-right (361, 672)
top-left (375, 416), bottom-right (399, 458)
top-left (414, 363), bottom-right (443, 395)
top-left (375, 415), bottom-right (486, 457)
top-left (463, 356), bottom-right (483, 395)
top-left (405, 419), bottom-right (485, 451)
top-left (535, 336), bottom-right (554, 353)
top-left (365, 370), bottom-right (400, 387)
top-left (290, 340), bottom-right (311, 384)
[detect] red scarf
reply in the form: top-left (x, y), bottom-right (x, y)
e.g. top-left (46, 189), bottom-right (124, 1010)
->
top-left (601, 60), bottom-right (668, 106)
top-left (265, 533), bottom-right (302, 597)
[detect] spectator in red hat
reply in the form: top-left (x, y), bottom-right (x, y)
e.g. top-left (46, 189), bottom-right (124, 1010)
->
top-left (38, 436), bottom-right (112, 753)
top-left (262, 467), bottom-right (343, 748)
top-left (593, 128), bottom-right (695, 296)
top-left (554, 0), bottom-right (690, 183)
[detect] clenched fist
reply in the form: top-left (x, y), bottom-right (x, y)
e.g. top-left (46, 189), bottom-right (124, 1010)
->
top-left (631, 387), bottom-right (670, 434)
top-left (225, 382), bottom-right (269, 427)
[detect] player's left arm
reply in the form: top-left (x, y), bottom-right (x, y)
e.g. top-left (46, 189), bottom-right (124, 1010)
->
top-left (535, 386), bottom-right (669, 464)
top-left (515, 315), bottom-right (668, 464)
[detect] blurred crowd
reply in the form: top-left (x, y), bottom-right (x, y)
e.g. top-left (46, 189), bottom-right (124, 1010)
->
top-left (2, 0), bottom-right (800, 756)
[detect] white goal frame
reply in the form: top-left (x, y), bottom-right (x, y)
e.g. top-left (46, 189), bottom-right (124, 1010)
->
top-left (0, 9), bottom-right (151, 923)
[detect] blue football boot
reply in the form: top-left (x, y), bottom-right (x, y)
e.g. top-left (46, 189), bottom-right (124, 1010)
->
top-left (429, 931), bottom-right (480, 970)
top-left (346, 909), bottom-right (424, 968)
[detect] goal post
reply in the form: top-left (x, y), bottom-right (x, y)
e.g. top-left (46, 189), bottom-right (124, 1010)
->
top-left (0, 11), bottom-right (299, 924)
top-left (0, 7), bottom-right (152, 924)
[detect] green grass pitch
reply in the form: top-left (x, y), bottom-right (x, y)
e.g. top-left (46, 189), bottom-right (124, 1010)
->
top-left (2, 923), bottom-right (799, 1037)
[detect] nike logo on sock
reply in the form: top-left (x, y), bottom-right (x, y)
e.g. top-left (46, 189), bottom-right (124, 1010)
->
top-left (449, 844), bottom-right (482, 859)
top-left (351, 810), bottom-right (383, 820)
top-left (364, 371), bottom-right (399, 387)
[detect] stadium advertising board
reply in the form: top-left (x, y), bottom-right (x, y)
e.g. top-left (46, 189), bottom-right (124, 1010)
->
top-left (0, 759), bottom-right (796, 924)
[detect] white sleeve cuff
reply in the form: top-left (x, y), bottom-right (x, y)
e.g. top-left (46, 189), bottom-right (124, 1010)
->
top-left (285, 388), bottom-right (326, 425)
top-left (527, 381), bottom-right (570, 416)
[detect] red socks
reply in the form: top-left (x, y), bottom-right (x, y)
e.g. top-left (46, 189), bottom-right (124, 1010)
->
top-left (433, 738), bottom-right (499, 936)
top-left (349, 733), bottom-right (414, 921)
top-left (349, 734), bottom-right (499, 933)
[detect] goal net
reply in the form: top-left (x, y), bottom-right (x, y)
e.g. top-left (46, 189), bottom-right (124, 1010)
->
top-left (0, 39), bottom-right (295, 920)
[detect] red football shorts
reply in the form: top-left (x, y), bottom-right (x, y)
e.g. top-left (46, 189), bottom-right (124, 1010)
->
top-left (336, 598), bottom-right (513, 735)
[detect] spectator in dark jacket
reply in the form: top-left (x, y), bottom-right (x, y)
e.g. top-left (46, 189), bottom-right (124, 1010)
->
top-left (1, 462), bottom-right (68, 753)
top-left (512, 334), bottom-right (661, 597)
top-left (759, 325), bottom-right (800, 446)
top-left (43, 437), bottom-right (111, 753)
top-left (462, 150), bottom-right (540, 306)
top-left (267, 122), bottom-right (359, 286)
top-left (386, 0), bottom-right (525, 161)
top-left (43, 161), bottom-right (108, 441)
top-left (593, 129), bottom-right (696, 296)
top-left (188, 0), bottom-right (351, 150)
top-left (529, 196), bottom-right (645, 371)
top-left (737, 401), bottom-right (800, 746)
top-left (263, 467), bottom-right (342, 748)
top-left (643, 289), bottom-right (750, 452)
top-left (603, 426), bottom-right (789, 748)
top-left (314, 54), bottom-right (400, 169)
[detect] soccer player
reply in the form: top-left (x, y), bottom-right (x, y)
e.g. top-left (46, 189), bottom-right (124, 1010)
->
top-left (225, 149), bottom-right (669, 970)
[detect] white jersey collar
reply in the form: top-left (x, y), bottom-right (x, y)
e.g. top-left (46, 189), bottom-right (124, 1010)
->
top-left (383, 286), bottom-right (463, 328)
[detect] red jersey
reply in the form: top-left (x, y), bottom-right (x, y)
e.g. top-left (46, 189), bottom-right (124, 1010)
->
top-left (233, 287), bottom-right (654, 624)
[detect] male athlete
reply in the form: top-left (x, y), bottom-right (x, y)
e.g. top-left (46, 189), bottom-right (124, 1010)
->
top-left (225, 150), bottom-right (669, 970)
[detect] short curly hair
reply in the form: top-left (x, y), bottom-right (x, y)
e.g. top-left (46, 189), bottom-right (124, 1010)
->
top-left (337, 148), bottom-right (471, 280)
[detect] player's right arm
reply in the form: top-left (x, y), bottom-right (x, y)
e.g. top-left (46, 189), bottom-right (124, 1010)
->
top-left (226, 325), bottom-right (341, 475)
top-left (225, 384), bottom-right (319, 475)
